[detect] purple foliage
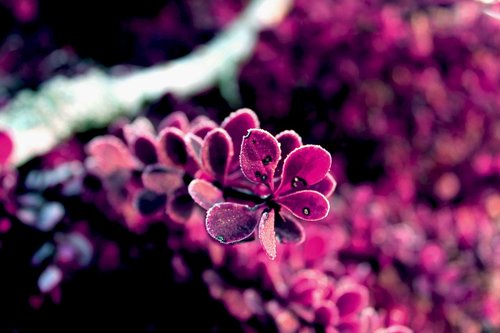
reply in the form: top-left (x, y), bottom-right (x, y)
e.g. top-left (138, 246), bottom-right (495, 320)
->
top-left (2, 0), bottom-right (500, 332)
top-left (199, 126), bottom-right (334, 259)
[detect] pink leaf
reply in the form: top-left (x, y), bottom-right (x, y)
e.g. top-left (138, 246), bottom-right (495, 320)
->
top-left (359, 308), bottom-right (383, 333)
top-left (265, 301), bottom-right (300, 333)
top-left (258, 209), bottom-right (277, 260)
top-left (158, 111), bottom-right (189, 132)
top-left (190, 116), bottom-right (218, 138)
top-left (141, 164), bottom-right (183, 194)
top-left (86, 136), bottom-right (137, 176)
top-left (123, 117), bottom-right (155, 145)
top-left (188, 179), bottom-right (224, 210)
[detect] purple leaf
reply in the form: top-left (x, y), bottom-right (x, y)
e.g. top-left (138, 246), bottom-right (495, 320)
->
top-left (141, 164), bottom-right (183, 194)
top-left (221, 108), bottom-right (260, 169)
top-left (188, 179), bottom-right (224, 210)
top-left (158, 111), bottom-right (189, 132)
top-left (206, 202), bottom-right (260, 244)
top-left (191, 124), bottom-right (217, 139)
top-left (86, 136), bottom-right (138, 176)
top-left (240, 129), bottom-right (281, 189)
top-left (135, 190), bottom-right (167, 216)
top-left (202, 128), bottom-right (234, 183)
top-left (276, 145), bottom-right (332, 195)
top-left (191, 115), bottom-right (214, 127)
top-left (190, 116), bottom-right (218, 138)
top-left (167, 188), bottom-right (195, 223)
top-left (384, 326), bottom-right (414, 333)
top-left (288, 270), bottom-right (328, 307)
top-left (315, 301), bottom-right (339, 327)
top-left (132, 135), bottom-right (158, 165)
top-left (275, 130), bottom-right (302, 176)
top-left (337, 321), bottom-right (361, 333)
top-left (159, 127), bottom-right (188, 167)
top-left (0, 130), bottom-right (13, 165)
top-left (258, 209), bottom-right (277, 260)
top-left (310, 172), bottom-right (337, 198)
top-left (276, 190), bottom-right (330, 221)
top-left (275, 214), bottom-right (305, 244)
top-left (336, 285), bottom-right (368, 318)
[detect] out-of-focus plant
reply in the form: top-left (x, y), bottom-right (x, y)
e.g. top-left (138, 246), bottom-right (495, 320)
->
top-left (1, 0), bottom-right (500, 332)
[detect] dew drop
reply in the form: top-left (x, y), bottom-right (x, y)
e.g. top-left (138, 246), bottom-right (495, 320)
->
top-left (303, 207), bottom-right (310, 216)
top-left (262, 155), bottom-right (272, 166)
top-left (292, 176), bottom-right (307, 188)
top-left (255, 171), bottom-right (268, 182)
top-left (216, 235), bottom-right (225, 242)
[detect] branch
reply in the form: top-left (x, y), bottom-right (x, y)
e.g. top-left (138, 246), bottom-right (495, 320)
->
top-left (0, 0), bottom-right (292, 166)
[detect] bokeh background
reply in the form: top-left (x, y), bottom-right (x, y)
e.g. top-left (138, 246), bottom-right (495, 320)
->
top-left (1, 0), bottom-right (500, 332)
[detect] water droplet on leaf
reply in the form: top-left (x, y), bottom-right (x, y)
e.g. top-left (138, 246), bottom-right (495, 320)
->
top-left (292, 177), bottom-right (307, 188)
top-left (262, 155), bottom-right (272, 165)
top-left (255, 171), bottom-right (267, 182)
